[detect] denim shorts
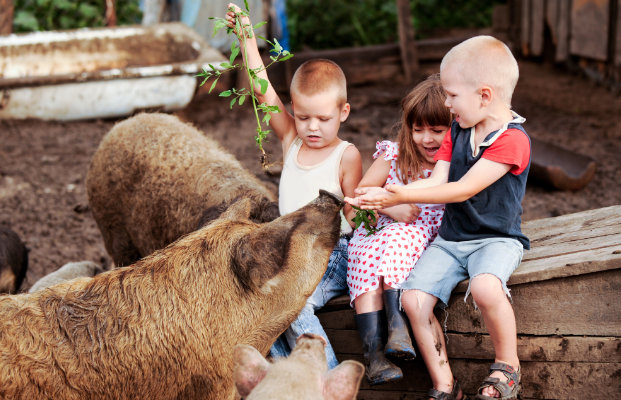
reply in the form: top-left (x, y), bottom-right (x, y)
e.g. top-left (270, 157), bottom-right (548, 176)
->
top-left (400, 235), bottom-right (524, 307)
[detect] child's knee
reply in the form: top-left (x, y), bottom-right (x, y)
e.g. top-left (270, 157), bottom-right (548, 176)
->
top-left (401, 289), bottom-right (434, 322)
top-left (470, 274), bottom-right (506, 307)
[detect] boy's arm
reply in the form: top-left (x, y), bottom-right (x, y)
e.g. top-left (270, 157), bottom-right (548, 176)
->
top-left (226, 3), bottom-right (297, 153)
top-left (339, 146), bottom-right (363, 227)
top-left (346, 160), bottom-right (450, 208)
top-left (357, 155), bottom-right (421, 223)
top-left (349, 159), bottom-right (511, 209)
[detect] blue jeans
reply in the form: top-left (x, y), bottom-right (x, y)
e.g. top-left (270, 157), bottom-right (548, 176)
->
top-left (269, 236), bottom-right (349, 369)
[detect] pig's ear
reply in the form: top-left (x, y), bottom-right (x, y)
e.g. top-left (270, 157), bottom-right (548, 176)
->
top-left (220, 198), bottom-right (252, 221)
top-left (233, 344), bottom-right (271, 397)
top-left (323, 360), bottom-right (365, 400)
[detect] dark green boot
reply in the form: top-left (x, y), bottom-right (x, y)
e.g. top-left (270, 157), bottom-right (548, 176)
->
top-left (355, 311), bottom-right (403, 385)
top-left (383, 289), bottom-right (416, 361)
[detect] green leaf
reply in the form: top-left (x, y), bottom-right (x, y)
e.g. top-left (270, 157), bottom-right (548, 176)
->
top-left (253, 21), bottom-right (267, 30)
top-left (257, 78), bottom-right (268, 95)
top-left (230, 97), bottom-right (237, 109)
top-left (238, 95), bottom-right (245, 106)
top-left (208, 78), bottom-right (219, 93)
top-left (229, 42), bottom-right (240, 64)
top-left (243, 0), bottom-right (249, 11)
top-left (13, 11), bottom-right (39, 31)
top-left (219, 90), bottom-right (232, 97)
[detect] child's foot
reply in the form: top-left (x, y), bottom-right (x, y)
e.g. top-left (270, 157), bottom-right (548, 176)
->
top-left (428, 379), bottom-right (464, 400)
top-left (476, 362), bottom-right (520, 399)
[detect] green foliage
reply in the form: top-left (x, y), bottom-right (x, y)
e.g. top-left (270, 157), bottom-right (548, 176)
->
top-left (352, 206), bottom-right (384, 236)
top-left (286, 0), bottom-right (397, 51)
top-left (285, 0), bottom-right (506, 51)
top-left (410, 0), bottom-right (506, 38)
top-left (13, 0), bottom-right (142, 33)
top-left (198, 4), bottom-right (293, 167)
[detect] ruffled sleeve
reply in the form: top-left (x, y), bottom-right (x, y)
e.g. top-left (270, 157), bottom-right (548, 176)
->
top-left (373, 140), bottom-right (399, 161)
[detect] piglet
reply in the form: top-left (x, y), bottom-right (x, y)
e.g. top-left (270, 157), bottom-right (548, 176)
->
top-left (234, 333), bottom-right (364, 400)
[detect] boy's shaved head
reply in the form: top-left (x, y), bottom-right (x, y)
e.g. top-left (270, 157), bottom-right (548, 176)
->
top-left (440, 35), bottom-right (519, 105)
top-left (290, 59), bottom-right (347, 106)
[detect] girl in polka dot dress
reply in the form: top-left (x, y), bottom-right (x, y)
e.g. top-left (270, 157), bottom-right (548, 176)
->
top-left (347, 74), bottom-right (452, 385)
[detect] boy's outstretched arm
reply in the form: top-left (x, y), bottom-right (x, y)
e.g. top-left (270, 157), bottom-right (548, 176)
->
top-left (347, 159), bottom-right (511, 209)
top-left (226, 3), bottom-right (297, 153)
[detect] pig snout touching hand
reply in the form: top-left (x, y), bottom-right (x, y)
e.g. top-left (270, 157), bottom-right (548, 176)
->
top-left (233, 333), bottom-right (365, 400)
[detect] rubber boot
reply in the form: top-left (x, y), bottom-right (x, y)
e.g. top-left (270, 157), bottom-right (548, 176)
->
top-left (355, 311), bottom-right (403, 386)
top-left (383, 289), bottom-right (417, 361)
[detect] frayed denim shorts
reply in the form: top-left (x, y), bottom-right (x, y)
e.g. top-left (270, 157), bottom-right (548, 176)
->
top-left (400, 235), bottom-right (524, 307)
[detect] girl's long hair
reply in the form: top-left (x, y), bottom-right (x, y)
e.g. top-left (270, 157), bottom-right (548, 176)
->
top-left (396, 74), bottom-right (452, 184)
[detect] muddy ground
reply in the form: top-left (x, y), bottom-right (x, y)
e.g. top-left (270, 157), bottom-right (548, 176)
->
top-left (1, 59), bottom-right (619, 292)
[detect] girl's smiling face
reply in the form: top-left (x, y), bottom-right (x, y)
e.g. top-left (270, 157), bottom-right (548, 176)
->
top-left (412, 124), bottom-right (449, 168)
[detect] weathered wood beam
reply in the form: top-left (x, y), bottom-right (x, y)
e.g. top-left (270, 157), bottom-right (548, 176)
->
top-left (0, 0), bottom-right (13, 35)
top-left (396, 0), bottom-right (418, 82)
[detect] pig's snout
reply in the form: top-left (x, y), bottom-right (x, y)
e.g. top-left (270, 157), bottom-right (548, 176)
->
top-left (316, 189), bottom-right (344, 209)
top-left (296, 333), bottom-right (327, 346)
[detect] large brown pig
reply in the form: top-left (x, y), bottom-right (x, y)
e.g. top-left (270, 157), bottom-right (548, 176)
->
top-left (86, 112), bottom-right (279, 267)
top-left (0, 191), bottom-right (342, 400)
top-left (0, 226), bottom-right (28, 294)
top-left (234, 333), bottom-right (364, 400)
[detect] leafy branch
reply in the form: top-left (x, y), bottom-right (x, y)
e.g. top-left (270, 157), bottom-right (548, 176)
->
top-left (352, 205), bottom-right (384, 236)
top-left (197, 3), bottom-right (293, 168)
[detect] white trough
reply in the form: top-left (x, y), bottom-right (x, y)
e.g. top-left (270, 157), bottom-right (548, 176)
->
top-left (0, 22), bottom-right (225, 120)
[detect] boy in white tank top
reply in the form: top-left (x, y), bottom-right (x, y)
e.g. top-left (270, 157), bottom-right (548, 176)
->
top-left (226, 4), bottom-right (362, 368)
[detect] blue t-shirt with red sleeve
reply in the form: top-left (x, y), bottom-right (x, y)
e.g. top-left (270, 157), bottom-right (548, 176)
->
top-left (434, 114), bottom-right (531, 249)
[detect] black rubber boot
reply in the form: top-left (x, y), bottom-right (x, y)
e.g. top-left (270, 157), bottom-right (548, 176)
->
top-left (355, 311), bottom-right (403, 385)
top-left (383, 289), bottom-right (417, 361)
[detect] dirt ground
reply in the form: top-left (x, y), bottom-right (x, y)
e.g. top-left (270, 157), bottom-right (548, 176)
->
top-left (1, 59), bottom-right (619, 292)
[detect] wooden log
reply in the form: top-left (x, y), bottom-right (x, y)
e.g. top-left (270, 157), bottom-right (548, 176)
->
top-left (0, 0), bottom-right (13, 35)
top-left (325, 328), bottom-right (620, 363)
top-left (334, 353), bottom-right (620, 399)
top-left (396, 0), bottom-right (417, 82)
top-left (321, 269), bottom-right (621, 336)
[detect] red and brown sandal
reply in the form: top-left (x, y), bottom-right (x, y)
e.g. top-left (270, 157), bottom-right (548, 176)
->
top-left (475, 362), bottom-right (521, 399)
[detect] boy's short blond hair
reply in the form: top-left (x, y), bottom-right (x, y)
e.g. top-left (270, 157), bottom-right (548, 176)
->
top-left (290, 59), bottom-right (347, 106)
top-left (440, 35), bottom-right (519, 105)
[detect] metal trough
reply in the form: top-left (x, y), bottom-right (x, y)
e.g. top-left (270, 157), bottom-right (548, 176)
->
top-left (0, 22), bottom-right (225, 120)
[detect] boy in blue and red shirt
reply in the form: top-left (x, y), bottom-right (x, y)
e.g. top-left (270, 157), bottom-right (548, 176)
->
top-left (347, 35), bottom-right (529, 400)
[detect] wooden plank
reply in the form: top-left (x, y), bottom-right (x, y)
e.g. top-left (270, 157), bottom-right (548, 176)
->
top-left (556, 0), bottom-right (570, 61)
top-left (570, 0), bottom-right (610, 60)
top-left (335, 354), bottom-right (621, 399)
top-left (546, 0), bottom-right (559, 44)
top-left (616, 0), bottom-right (621, 66)
top-left (396, 0), bottom-right (418, 82)
top-left (321, 268), bottom-right (621, 335)
top-left (449, 269), bottom-right (621, 336)
top-left (530, 0), bottom-right (545, 56)
top-left (522, 205), bottom-right (621, 242)
top-left (0, 0), bottom-right (13, 35)
top-left (521, 0), bottom-right (531, 55)
top-left (325, 328), bottom-right (621, 363)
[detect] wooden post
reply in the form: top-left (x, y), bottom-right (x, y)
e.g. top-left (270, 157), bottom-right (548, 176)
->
top-left (106, 0), bottom-right (117, 27)
top-left (0, 0), bottom-right (13, 35)
top-left (396, 0), bottom-right (418, 82)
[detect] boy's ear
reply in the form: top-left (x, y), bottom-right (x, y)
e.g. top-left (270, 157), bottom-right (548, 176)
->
top-left (340, 102), bottom-right (351, 122)
top-left (480, 86), bottom-right (493, 106)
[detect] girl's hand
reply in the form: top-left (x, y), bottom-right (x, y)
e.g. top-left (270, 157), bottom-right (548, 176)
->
top-left (345, 186), bottom-right (396, 210)
top-left (380, 204), bottom-right (421, 223)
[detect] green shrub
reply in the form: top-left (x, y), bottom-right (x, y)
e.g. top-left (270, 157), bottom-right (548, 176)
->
top-left (286, 0), bottom-right (398, 51)
top-left (285, 0), bottom-right (506, 51)
top-left (13, 0), bottom-right (142, 32)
